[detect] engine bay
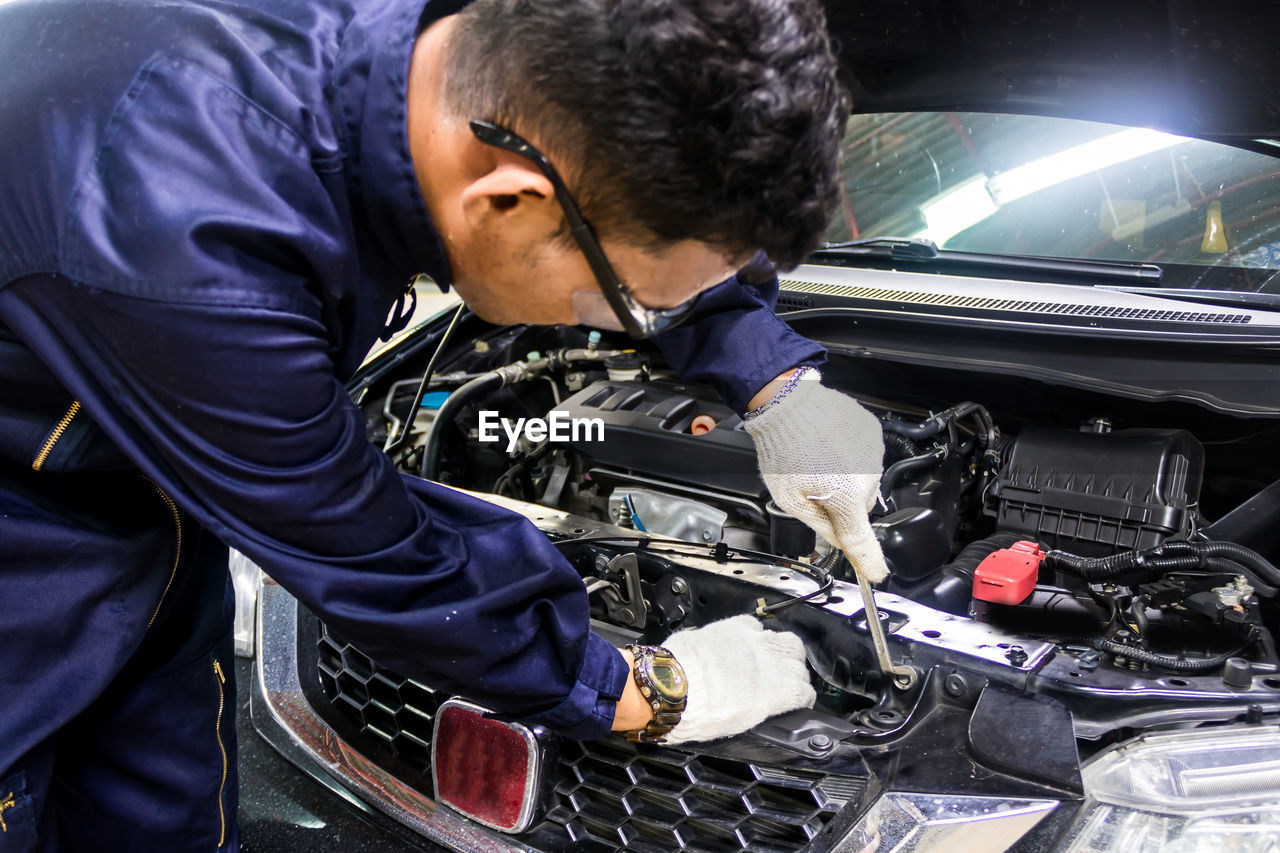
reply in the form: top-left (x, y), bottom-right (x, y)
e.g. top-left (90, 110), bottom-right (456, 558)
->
top-left (357, 313), bottom-right (1280, 756)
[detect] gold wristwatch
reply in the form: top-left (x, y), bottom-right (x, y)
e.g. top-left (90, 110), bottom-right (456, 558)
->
top-left (624, 644), bottom-right (688, 743)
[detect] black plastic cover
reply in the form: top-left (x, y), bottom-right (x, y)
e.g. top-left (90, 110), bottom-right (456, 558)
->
top-left (994, 426), bottom-right (1204, 554)
top-left (968, 685), bottom-right (1083, 794)
top-left (767, 501), bottom-right (816, 559)
top-left (556, 380), bottom-right (763, 497)
top-left (874, 507), bottom-right (952, 583)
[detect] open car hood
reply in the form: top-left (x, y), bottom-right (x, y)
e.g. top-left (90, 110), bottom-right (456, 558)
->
top-left (823, 0), bottom-right (1280, 142)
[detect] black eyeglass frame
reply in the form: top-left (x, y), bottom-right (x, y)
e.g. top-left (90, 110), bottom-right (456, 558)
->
top-left (468, 119), bottom-right (700, 339)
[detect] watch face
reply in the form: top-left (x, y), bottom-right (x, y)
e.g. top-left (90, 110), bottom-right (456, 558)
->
top-left (649, 660), bottom-right (686, 699)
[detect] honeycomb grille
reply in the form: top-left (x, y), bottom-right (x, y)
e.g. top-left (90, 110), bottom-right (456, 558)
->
top-left (315, 622), bottom-right (860, 852)
top-left (550, 739), bottom-right (859, 853)
top-left (315, 621), bottom-right (442, 778)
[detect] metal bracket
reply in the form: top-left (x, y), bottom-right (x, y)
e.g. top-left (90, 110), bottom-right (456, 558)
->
top-left (584, 553), bottom-right (648, 628)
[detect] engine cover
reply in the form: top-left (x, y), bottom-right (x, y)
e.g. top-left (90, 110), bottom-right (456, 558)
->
top-left (555, 379), bottom-right (763, 496)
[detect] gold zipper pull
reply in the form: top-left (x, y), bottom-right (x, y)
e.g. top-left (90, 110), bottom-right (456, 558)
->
top-left (213, 659), bottom-right (225, 684)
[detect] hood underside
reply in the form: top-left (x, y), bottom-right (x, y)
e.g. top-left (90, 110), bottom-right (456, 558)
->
top-left (823, 0), bottom-right (1280, 142)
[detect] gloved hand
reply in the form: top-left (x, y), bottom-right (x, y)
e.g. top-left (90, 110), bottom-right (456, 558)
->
top-left (662, 614), bottom-right (814, 745)
top-left (743, 368), bottom-right (890, 583)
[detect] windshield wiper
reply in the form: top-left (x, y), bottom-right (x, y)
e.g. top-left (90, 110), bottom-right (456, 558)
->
top-left (813, 237), bottom-right (1164, 284)
top-left (1096, 285), bottom-right (1280, 312)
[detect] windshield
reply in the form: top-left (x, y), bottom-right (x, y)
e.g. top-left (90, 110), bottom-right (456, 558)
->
top-left (827, 112), bottom-right (1280, 295)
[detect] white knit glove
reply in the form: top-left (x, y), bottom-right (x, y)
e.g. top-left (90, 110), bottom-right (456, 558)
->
top-left (744, 369), bottom-right (890, 584)
top-left (662, 615), bottom-right (814, 745)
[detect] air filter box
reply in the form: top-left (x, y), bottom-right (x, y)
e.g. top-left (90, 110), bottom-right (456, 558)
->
top-left (992, 427), bottom-right (1203, 555)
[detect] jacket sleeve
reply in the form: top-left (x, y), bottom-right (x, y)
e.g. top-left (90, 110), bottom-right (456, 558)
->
top-left (0, 277), bottom-right (629, 740)
top-left (650, 266), bottom-right (827, 413)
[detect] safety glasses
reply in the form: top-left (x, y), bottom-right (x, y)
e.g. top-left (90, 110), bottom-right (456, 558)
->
top-left (469, 119), bottom-right (700, 339)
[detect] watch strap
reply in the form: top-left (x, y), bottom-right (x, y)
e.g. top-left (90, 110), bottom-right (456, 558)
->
top-left (624, 644), bottom-right (687, 744)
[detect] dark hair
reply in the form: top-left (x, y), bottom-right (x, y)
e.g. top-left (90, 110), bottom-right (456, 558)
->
top-left (444, 0), bottom-right (848, 269)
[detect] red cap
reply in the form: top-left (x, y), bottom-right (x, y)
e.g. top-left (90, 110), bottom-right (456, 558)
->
top-left (973, 541), bottom-right (1044, 605)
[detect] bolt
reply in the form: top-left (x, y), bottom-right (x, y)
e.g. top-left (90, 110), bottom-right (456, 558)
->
top-left (671, 577), bottom-right (688, 595)
top-left (701, 529), bottom-right (715, 542)
top-left (1223, 657), bottom-right (1253, 690)
top-left (594, 555), bottom-right (610, 572)
top-left (1006, 645), bottom-right (1028, 666)
top-left (618, 608), bottom-right (635, 624)
top-left (944, 673), bottom-right (968, 697)
top-left (807, 734), bottom-right (834, 753)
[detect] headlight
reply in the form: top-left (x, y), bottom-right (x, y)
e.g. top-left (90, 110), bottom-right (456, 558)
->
top-left (1063, 723), bottom-right (1280, 852)
top-left (229, 548), bottom-right (263, 658)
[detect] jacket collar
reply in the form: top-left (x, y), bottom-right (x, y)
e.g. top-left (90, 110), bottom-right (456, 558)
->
top-left (333, 0), bottom-right (467, 290)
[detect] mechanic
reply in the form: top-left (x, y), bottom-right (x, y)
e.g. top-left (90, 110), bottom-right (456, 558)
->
top-left (0, 0), bottom-right (889, 849)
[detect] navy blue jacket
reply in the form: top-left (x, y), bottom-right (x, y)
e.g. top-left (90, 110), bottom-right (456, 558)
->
top-left (0, 0), bottom-right (824, 738)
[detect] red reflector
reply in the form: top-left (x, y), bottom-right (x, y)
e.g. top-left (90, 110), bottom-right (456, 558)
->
top-left (431, 699), bottom-right (541, 833)
top-left (973, 540), bottom-right (1044, 605)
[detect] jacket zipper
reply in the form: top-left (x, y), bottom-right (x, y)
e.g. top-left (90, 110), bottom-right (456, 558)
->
top-left (31, 400), bottom-right (81, 471)
top-left (145, 480), bottom-right (183, 631)
top-left (213, 658), bottom-right (228, 848)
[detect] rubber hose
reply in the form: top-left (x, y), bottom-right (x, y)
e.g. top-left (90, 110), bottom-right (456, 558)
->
top-left (937, 402), bottom-right (994, 451)
top-left (946, 402), bottom-right (985, 423)
top-left (883, 431), bottom-right (920, 462)
top-left (421, 371), bottom-right (504, 480)
top-left (880, 447), bottom-right (947, 500)
top-left (1130, 597), bottom-right (1150, 637)
top-left (882, 416), bottom-right (945, 440)
top-left (1093, 629), bottom-right (1259, 673)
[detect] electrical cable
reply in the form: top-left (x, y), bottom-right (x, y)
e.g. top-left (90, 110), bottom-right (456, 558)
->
top-left (1044, 540), bottom-right (1280, 597)
top-left (1092, 627), bottom-right (1259, 673)
top-left (384, 303), bottom-right (467, 456)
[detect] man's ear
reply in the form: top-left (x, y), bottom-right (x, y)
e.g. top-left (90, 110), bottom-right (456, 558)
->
top-left (459, 158), bottom-right (559, 236)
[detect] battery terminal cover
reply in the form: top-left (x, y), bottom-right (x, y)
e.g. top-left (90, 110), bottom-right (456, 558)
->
top-left (973, 541), bottom-right (1045, 605)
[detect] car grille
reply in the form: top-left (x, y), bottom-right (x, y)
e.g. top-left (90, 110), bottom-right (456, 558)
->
top-left (315, 621), bottom-right (859, 852)
top-left (315, 620), bottom-right (442, 780)
top-left (551, 738), bottom-right (860, 852)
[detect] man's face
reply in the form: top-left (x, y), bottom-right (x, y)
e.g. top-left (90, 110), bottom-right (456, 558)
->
top-left (444, 223), bottom-right (742, 329)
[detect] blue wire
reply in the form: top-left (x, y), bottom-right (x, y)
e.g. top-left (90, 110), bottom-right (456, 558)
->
top-left (623, 494), bottom-right (647, 532)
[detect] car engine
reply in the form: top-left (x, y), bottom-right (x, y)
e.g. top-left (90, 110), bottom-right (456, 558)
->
top-left (355, 314), bottom-right (1280, 761)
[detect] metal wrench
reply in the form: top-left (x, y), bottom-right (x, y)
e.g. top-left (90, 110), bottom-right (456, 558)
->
top-left (849, 555), bottom-right (918, 690)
